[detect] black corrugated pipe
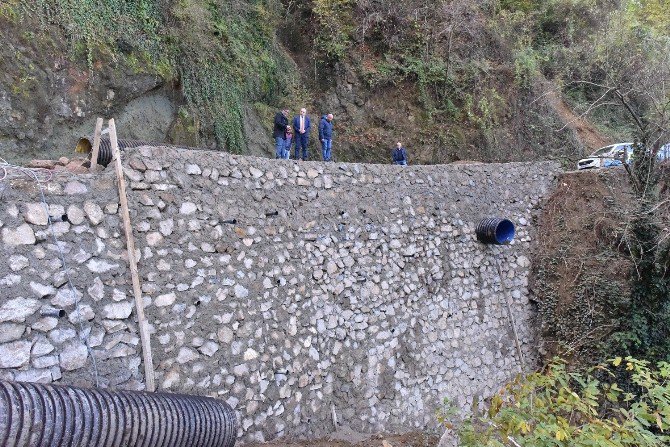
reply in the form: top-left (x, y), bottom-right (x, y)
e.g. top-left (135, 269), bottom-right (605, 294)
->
top-left (0, 380), bottom-right (237, 447)
top-left (75, 136), bottom-right (194, 167)
top-left (476, 218), bottom-right (516, 245)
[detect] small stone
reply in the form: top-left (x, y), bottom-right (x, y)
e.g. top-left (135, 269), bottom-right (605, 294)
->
top-left (159, 219), bottom-right (174, 236)
top-left (326, 261), bottom-right (338, 275)
top-left (186, 164), bottom-right (202, 175)
top-left (59, 342), bottom-right (88, 371)
top-left (243, 348), bottom-right (259, 361)
top-left (87, 277), bottom-right (104, 301)
top-left (30, 281), bottom-right (56, 298)
top-left (199, 341), bottom-right (219, 357)
top-left (1, 275), bottom-right (21, 287)
top-left (249, 167), bottom-right (263, 178)
top-left (162, 370), bottom-right (180, 388)
top-left (15, 369), bottom-right (52, 383)
top-left (0, 323), bottom-right (25, 343)
top-left (217, 327), bottom-right (234, 344)
top-left (146, 232), bottom-right (163, 246)
top-left (105, 203), bottom-right (119, 214)
top-left (64, 181), bottom-right (88, 195)
top-left (307, 168), bottom-right (319, 179)
top-left (2, 224), bottom-right (36, 246)
top-left (68, 305), bottom-right (95, 324)
top-left (176, 347), bottom-right (198, 364)
top-left (234, 285), bottom-right (249, 299)
top-left (32, 337), bottom-right (55, 356)
top-left (49, 328), bottom-right (76, 344)
top-left (9, 255), bottom-right (29, 272)
top-left (32, 355), bottom-right (59, 369)
top-left (102, 301), bottom-right (133, 319)
top-left (180, 202), bottom-right (197, 215)
top-left (154, 293), bottom-right (176, 307)
top-left (51, 287), bottom-right (82, 308)
top-left (0, 340), bottom-right (32, 368)
top-left (84, 201), bottom-right (104, 225)
top-left (86, 259), bottom-right (119, 273)
top-left (233, 364), bottom-right (249, 376)
top-left (0, 298), bottom-right (40, 323)
top-left (23, 203), bottom-right (48, 225)
top-left (32, 317), bottom-right (58, 332)
top-left (66, 205), bottom-right (85, 225)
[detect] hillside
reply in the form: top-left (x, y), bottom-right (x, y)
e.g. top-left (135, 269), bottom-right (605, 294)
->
top-left (0, 0), bottom-right (668, 165)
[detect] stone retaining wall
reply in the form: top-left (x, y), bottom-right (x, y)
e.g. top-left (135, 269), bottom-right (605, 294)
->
top-left (0, 148), bottom-right (560, 443)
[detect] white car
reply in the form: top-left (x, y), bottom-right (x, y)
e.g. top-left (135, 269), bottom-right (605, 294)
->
top-left (577, 143), bottom-right (634, 170)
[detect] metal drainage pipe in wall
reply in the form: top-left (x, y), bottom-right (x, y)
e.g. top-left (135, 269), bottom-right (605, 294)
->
top-left (476, 218), bottom-right (516, 245)
top-left (75, 136), bottom-right (195, 167)
top-left (0, 380), bottom-right (237, 447)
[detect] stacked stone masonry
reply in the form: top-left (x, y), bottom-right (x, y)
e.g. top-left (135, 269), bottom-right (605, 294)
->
top-left (0, 147), bottom-right (560, 443)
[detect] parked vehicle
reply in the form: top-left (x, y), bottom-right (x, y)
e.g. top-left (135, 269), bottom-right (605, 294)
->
top-left (657, 143), bottom-right (670, 163)
top-left (577, 143), bottom-right (634, 170)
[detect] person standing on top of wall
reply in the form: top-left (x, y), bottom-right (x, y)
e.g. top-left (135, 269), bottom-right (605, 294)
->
top-left (319, 113), bottom-right (334, 162)
top-left (392, 142), bottom-right (408, 166)
top-left (292, 108), bottom-right (311, 161)
top-left (283, 125), bottom-right (293, 159)
top-left (273, 108), bottom-right (289, 159)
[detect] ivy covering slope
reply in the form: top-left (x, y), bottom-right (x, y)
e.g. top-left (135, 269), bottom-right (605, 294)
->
top-left (15, 0), bottom-right (296, 152)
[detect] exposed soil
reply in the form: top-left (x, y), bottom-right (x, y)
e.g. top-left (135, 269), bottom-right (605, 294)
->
top-left (244, 431), bottom-right (439, 447)
top-left (545, 88), bottom-right (611, 152)
top-left (531, 168), bottom-right (635, 362)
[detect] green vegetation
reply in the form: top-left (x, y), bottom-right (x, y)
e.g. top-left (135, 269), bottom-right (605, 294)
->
top-left (442, 358), bottom-right (670, 446)
top-left (20, 0), bottom-right (296, 151)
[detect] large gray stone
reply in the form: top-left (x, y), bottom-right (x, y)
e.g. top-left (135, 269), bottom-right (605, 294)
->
top-left (0, 340), bottom-right (32, 368)
top-left (9, 255), bottom-right (29, 272)
top-left (84, 201), bottom-right (104, 225)
top-left (22, 203), bottom-right (48, 225)
top-left (59, 342), bottom-right (88, 371)
top-left (0, 323), bottom-right (25, 343)
top-left (154, 293), bottom-right (176, 307)
top-left (102, 301), bottom-right (133, 319)
top-left (2, 224), bottom-right (36, 246)
top-left (0, 297), bottom-right (40, 323)
top-left (30, 281), bottom-right (56, 298)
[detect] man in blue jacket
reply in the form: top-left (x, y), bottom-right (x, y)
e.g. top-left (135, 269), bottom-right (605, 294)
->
top-left (318, 113), bottom-right (334, 161)
top-left (392, 142), bottom-right (408, 165)
top-left (292, 108), bottom-right (311, 161)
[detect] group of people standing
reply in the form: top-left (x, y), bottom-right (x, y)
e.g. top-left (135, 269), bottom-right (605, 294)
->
top-left (273, 108), bottom-right (334, 162)
top-left (272, 108), bottom-right (408, 165)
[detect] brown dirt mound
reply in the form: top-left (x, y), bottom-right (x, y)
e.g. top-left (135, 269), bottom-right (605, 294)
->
top-left (531, 168), bottom-right (634, 362)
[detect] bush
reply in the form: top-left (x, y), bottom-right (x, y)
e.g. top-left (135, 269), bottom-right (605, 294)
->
top-left (441, 357), bottom-right (670, 447)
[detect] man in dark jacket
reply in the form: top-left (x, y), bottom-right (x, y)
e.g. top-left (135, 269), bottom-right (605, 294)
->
top-left (392, 142), bottom-right (408, 165)
top-left (318, 113), bottom-right (334, 161)
top-left (273, 109), bottom-right (289, 159)
top-left (292, 108), bottom-right (311, 160)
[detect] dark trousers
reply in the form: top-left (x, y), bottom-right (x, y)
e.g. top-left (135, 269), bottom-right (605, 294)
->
top-left (294, 133), bottom-right (309, 160)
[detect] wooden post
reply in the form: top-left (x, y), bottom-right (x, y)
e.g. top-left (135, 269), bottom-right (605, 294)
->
top-left (90, 117), bottom-right (104, 171)
top-left (109, 118), bottom-right (156, 392)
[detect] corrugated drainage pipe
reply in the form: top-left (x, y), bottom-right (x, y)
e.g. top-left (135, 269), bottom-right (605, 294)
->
top-left (476, 218), bottom-right (516, 245)
top-left (0, 380), bottom-right (237, 447)
top-left (75, 136), bottom-right (194, 167)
